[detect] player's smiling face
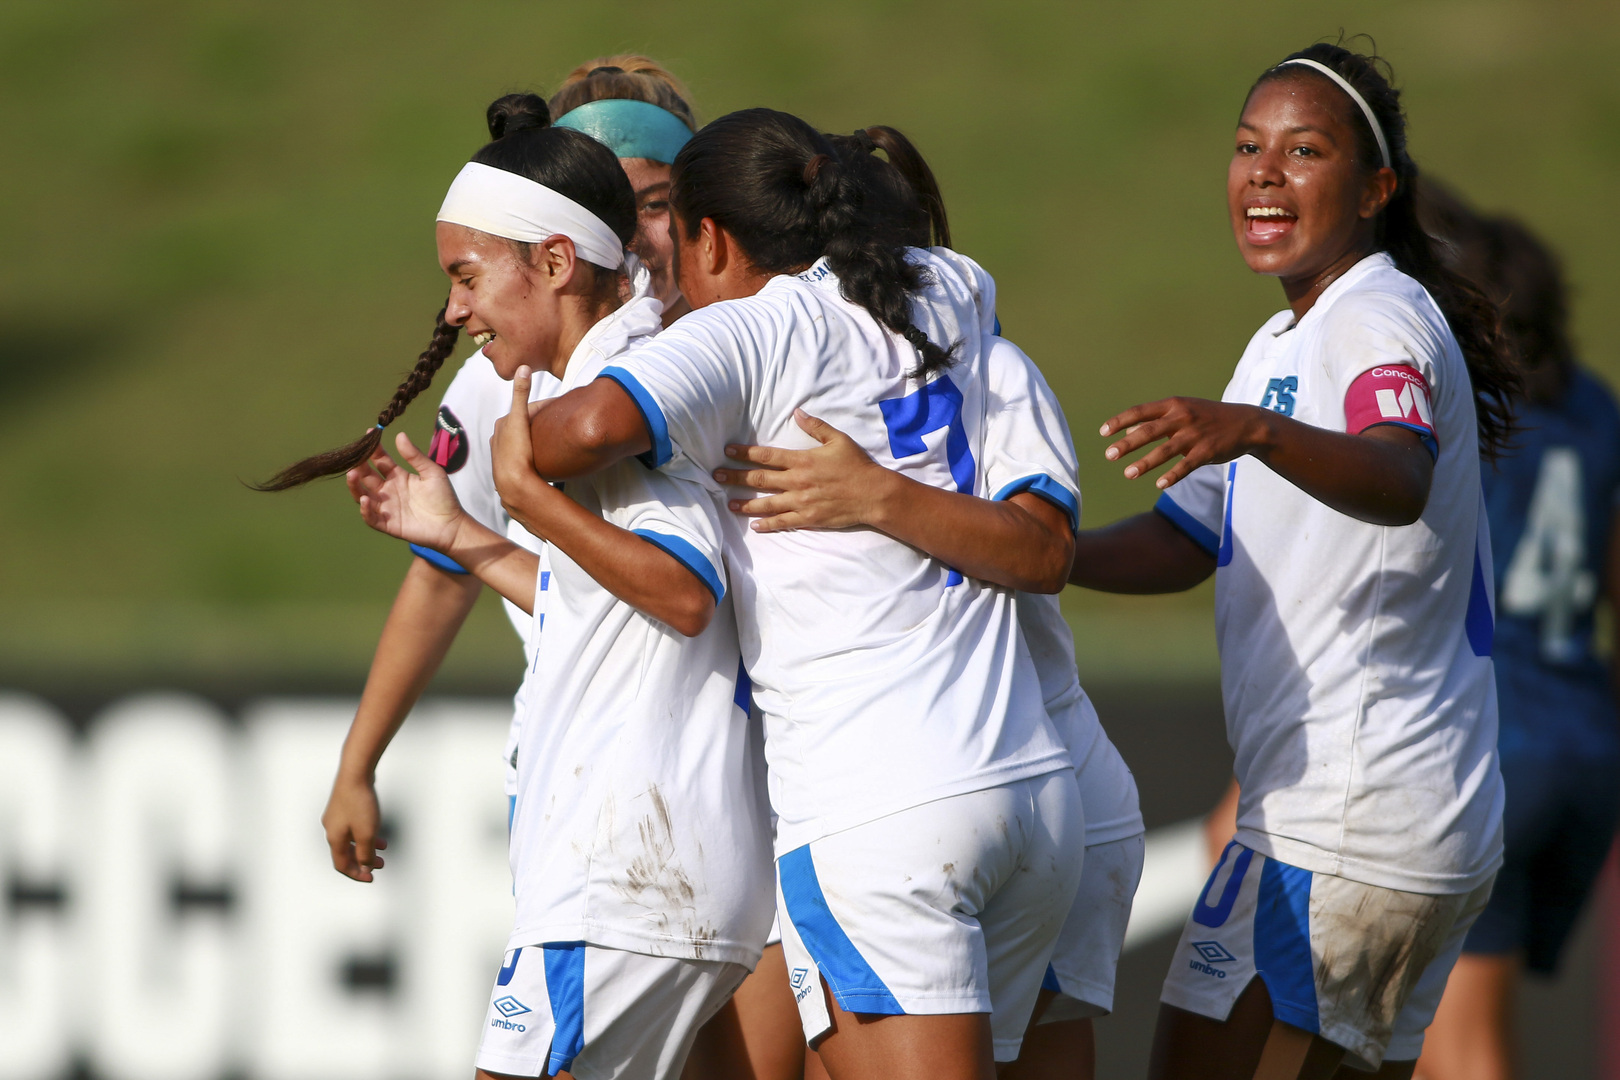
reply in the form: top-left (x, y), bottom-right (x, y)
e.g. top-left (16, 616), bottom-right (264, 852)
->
top-left (1228, 76), bottom-right (1393, 291)
top-left (436, 221), bottom-right (563, 379)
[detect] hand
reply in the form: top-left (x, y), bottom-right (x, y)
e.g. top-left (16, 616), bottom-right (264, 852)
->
top-left (491, 366), bottom-right (558, 524)
top-left (1099, 398), bottom-right (1273, 489)
top-left (346, 435), bottom-right (466, 550)
top-left (322, 773), bottom-right (387, 882)
top-left (713, 410), bottom-right (892, 532)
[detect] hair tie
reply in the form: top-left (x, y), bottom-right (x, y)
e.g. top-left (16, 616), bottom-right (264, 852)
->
top-left (374, 422), bottom-right (387, 431)
top-left (1275, 58), bottom-right (1392, 170)
top-left (803, 153), bottom-right (832, 185)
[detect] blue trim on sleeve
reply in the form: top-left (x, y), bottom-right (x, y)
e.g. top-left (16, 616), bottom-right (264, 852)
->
top-left (409, 544), bottom-right (468, 575)
top-left (598, 366), bottom-right (672, 469)
top-left (1466, 543), bottom-right (1494, 657)
top-left (779, 845), bottom-right (904, 1015)
top-left (992, 474), bottom-right (1080, 533)
top-left (1253, 859), bottom-right (1319, 1035)
top-left (541, 943), bottom-right (588, 1074)
top-left (1361, 419), bottom-right (1439, 461)
top-left (1153, 494), bottom-right (1219, 559)
top-left (1216, 462), bottom-right (1237, 567)
top-left (633, 529), bottom-right (725, 603)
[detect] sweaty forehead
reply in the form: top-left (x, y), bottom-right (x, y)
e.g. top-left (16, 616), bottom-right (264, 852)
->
top-left (1239, 74), bottom-right (1359, 135)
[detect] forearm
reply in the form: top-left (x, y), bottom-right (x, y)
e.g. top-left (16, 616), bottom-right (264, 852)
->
top-left (440, 517), bottom-right (539, 614)
top-left (1070, 511), bottom-right (1215, 593)
top-left (1246, 411), bottom-right (1432, 526)
top-left (528, 381), bottom-right (654, 481)
top-left (337, 560), bottom-right (482, 781)
top-left (865, 471), bottom-right (1074, 593)
top-left (502, 476), bottom-right (714, 636)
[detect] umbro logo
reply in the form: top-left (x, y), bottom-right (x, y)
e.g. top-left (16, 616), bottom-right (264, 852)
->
top-left (790, 966), bottom-right (814, 1002)
top-left (493, 995), bottom-right (531, 1018)
top-left (1188, 940), bottom-right (1237, 978)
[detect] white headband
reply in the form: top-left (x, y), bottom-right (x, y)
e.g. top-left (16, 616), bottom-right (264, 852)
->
top-left (1276, 58), bottom-right (1391, 170)
top-left (436, 161), bottom-right (626, 269)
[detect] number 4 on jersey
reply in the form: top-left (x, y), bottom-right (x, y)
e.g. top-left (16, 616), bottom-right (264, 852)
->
top-left (1500, 446), bottom-right (1597, 663)
top-left (880, 375), bottom-right (977, 586)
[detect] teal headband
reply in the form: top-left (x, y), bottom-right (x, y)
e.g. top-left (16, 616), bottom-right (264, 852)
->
top-left (554, 98), bottom-right (693, 165)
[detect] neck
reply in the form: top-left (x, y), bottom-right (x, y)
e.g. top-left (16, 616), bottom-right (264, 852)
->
top-left (1281, 238), bottom-right (1378, 321)
top-left (546, 295), bottom-right (619, 379)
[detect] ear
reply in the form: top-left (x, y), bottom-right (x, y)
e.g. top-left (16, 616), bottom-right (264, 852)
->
top-left (1360, 165), bottom-right (1399, 220)
top-left (698, 217), bottom-right (727, 276)
top-left (536, 235), bottom-right (580, 289)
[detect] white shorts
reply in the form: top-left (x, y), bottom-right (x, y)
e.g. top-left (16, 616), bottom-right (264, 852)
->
top-left (475, 943), bottom-right (747, 1079)
top-left (1161, 842), bottom-right (1494, 1070)
top-left (1039, 833), bottom-right (1145, 1023)
top-left (777, 770), bottom-right (1084, 1062)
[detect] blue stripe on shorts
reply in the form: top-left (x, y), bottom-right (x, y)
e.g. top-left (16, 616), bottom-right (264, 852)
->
top-left (543, 942), bottom-right (588, 1074)
top-left (778, 845), bottom-right (903, 1014)
top-left (1253, 859), bottom-right (1318, 1034)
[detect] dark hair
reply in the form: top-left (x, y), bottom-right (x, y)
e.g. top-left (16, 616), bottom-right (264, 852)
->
top-left (669, 108), bottom-right (956, 377)
top-left (826, 127), bottom-right (952, 250)
top-left (1250, 42), bottom-right (1520, 456)
top-left (548, 54), bottom-right (697, 132)
top-left (1420, 181), bottom-right (1573, 402)
top-left (256, 93), bottom-right (637, 491)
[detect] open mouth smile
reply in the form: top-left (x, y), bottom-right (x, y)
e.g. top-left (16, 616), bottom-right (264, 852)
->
top-left (1245, 205), bottom-right (1298, 244)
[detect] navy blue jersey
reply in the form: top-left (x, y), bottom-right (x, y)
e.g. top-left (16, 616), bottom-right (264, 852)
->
top-left (1484, 366), bottom-right (1620, 759)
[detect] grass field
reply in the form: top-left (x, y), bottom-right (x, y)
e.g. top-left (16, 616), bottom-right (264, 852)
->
top-left (2, 0), bottom-right (1618, 688)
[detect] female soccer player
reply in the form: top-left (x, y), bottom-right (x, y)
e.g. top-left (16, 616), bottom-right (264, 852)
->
top-left (1412, 196), bottom-right (1620, 1080)
top-left (1069, 43), bottom-right (1517, 1079)
top-left (713, 129), bottom-right (1144, 1080)
top-left (336, 93), bottom-right (776, 1077)
top-left (260, 56), bottom-right (702, 894)
top-left (506, 108), bottom-right (1087, 1080)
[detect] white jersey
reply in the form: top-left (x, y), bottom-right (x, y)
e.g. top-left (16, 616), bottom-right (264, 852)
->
top-left (509, 296), bottom-right (775, 966)
top-left (1157, 252), bottom-right (1503, 894)
top-left (432, 349), bottom-right (562, 792)
top-left (604, 252), bottom-right (1070, 853)
top-left (977, 334), bottom-right (1143, 845)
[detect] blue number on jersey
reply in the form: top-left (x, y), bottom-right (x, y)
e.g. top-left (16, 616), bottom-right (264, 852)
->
top-left (879, 374), bottom-right (977, 586)
top-left (1259, 376), bottom-right (1297, 417)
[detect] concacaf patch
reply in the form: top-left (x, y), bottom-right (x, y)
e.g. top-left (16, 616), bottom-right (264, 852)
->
top-left (429, 406), bottom-right (469, 473)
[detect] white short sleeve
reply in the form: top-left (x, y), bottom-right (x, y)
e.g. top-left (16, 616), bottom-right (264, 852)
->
top-left (980, 337), bottom-right (1080, 532)
top-left (1155, 465), bottom-right (1225, 558)
top-left (595, 466), bottom-right (730, 604)
top-left (597, 300), bottom-right (771, 474)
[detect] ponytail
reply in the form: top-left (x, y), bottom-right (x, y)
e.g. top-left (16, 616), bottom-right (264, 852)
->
top-left (252, 308), bottom-right (459, 491)
top-left (669, 108), bottom-right (958, 378)
top-left (1253, 42), bottom-right (1520, 457)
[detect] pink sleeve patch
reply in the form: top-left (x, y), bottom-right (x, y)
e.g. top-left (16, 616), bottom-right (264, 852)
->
top-left (1344, 365), bottom-right (1436, 443)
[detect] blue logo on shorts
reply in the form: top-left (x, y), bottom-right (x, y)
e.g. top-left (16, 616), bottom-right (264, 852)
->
top-left (789, 966), bottom-right (813, 1002)
top-left (494, 995), bottom-right (531, 1018)
top-left (1189, 940), bottom-right (1237, 978)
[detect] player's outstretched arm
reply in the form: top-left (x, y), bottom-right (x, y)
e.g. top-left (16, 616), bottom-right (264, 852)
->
top-left (715, 410), bottom-right (1074, 593)
top-left (347, 436), bottom-right (538, 614)
top-left (1069, 512), bottom-right (1216, 593)
top-left (495, 368), bottom-right (716, 637)
top-left (523, 377), bottom-right (653, 480)
top-left (323, 558), bottom-right (481, 882)
top-left (1101, 397), bottom-right (1434, 527)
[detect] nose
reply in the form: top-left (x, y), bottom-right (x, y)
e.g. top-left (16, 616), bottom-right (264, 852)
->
top-left (444, 285), bottom-right (473, 327)
top-left (1248, 146), bottom-right (1286, 189)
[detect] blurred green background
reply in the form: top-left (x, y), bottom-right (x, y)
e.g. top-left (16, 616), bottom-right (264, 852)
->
top-left (3, 0), bottom-right (1618, 691)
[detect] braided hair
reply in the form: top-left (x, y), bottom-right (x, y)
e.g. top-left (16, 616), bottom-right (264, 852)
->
top-left (668, 108), bottom-right (958, 378)
top-left (1250, 42), bottom-right (1520, 457)
top-left (256, 92), bottom-right (635, 490)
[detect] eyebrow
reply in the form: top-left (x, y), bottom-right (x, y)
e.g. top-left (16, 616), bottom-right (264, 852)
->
top-left (1236, 121), bottom-right (1340, 141)
top-left (635, 180), bottom-right (671, 198)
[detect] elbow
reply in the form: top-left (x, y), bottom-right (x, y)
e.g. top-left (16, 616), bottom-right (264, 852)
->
top-left (665, 587), bottom-right (716, 638)
top-left (1021, 537), bottom-right (1076, 595)
top-left (1375, 474), bottom-right (1433, 527)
